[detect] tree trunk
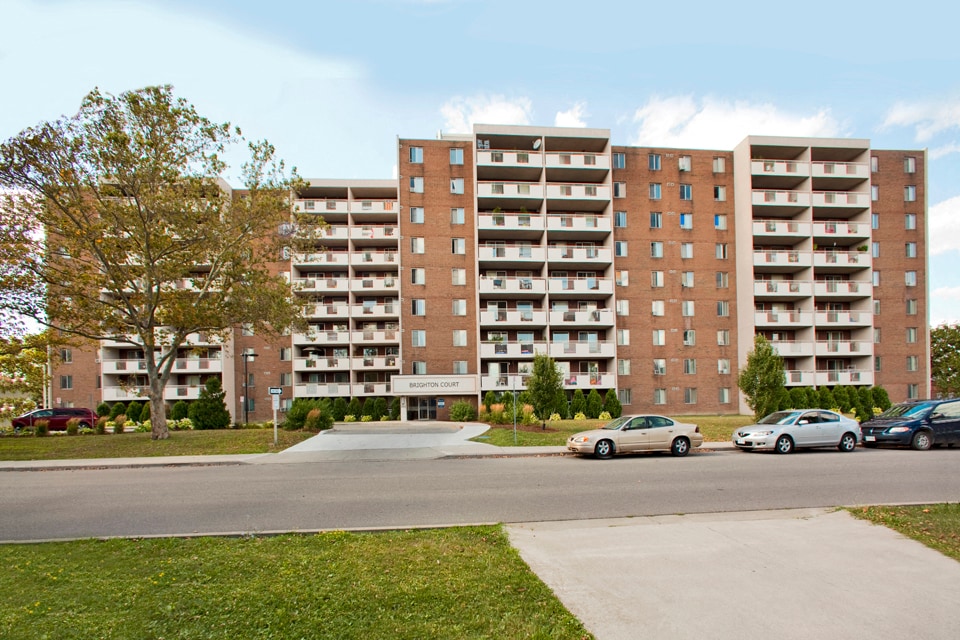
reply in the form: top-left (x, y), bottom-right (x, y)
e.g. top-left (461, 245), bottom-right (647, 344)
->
top-left (148, 384), bottom-right (169, 440)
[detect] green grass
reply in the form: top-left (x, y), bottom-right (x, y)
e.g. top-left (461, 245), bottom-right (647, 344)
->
top-left (849, 503), bottom-right (960, 562)
top-left (0, 429), bottom-right (315, 460)
top-left (475, 415), bottom-right (755, 446)
top-left (0, 527), bottom-right (592, 640)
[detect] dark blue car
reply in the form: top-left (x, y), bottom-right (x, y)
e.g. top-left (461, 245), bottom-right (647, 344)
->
top-left (860, 398), bottom-right (960, 450)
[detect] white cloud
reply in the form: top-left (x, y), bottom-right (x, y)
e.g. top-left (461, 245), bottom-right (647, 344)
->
top-left (555, 102), bottom-right (587, 128)
top-left (931, 142), bottom-right (960, 159)
top-left (932, 286), bottom-right (960, 300)
top-left (929, 196), bottom-right (960, 256)
top-left (440, 95), bottom-right (533, 133)
top-left (883, 100), bottom-right (960, 143)
top-left (630, 96), bottom-right (841, 149)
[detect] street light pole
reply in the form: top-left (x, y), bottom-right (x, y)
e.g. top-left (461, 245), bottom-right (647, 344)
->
top-left (243, 350), bottom-right (257, 426)
top-left (513, 370), bottom-right (517, 445)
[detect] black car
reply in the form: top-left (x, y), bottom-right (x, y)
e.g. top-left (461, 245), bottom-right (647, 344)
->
top-left (860, 398), bottom-right (960, 450)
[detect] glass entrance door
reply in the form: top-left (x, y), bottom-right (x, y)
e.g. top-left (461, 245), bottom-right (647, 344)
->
top-left (408, 397), bottom-right (437, 420)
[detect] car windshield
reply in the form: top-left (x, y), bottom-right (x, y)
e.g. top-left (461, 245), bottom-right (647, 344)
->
top-left (877, 403), bottom-right (933, 420)
top-left (757, 411), bottom-right (800, 425)
top-left (601, 417), bottom-right (631, 430)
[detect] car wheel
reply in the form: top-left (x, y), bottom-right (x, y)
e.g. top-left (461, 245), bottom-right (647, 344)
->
top-left (775, 435), bottom-right (794, 454)
top-left (79, 422), bottom-right (91, 429)
top-left (671, 437), bottom-right (690, 457)
top-left (594, 439), bottom-right (614, 459)
top-left (911, 431), bottom-right (933, 451)
top-left (838, 432), bottom-right (857, 452)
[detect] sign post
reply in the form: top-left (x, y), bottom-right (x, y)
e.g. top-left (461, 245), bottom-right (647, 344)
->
top-left (268, 387), bottom-right (283, 446)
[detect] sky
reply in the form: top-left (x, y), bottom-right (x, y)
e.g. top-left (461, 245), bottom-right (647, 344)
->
top-left (2, 0), bottom-right (960, 325)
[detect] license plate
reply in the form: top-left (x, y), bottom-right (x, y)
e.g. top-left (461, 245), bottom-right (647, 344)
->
top-left (864, 435), bottom-right (875, 442)
top-left (736, 439), bottom-right (746, 445)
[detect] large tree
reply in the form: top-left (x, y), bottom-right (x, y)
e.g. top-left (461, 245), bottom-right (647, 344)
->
top-left (737, 335), bottom-right (786, 420)
top-left (0, 86), bottom-right (304, 439)
top-left (0, 331), bottom-right (62, 421)
top-left (931, 323), bottom-right (960, 397)
top-left (525, 353), bottom-right (564, 425)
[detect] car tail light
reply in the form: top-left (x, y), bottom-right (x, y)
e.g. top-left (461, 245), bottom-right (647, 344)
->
top-left (695, 426), bottom-right (700, 433)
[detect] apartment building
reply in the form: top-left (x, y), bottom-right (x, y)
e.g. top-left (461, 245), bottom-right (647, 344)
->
top-left (50, 125), bottom-right (929, 421)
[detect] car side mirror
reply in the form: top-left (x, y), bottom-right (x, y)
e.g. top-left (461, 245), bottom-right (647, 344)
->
top-left (798, 419), bottom-right (809, 425)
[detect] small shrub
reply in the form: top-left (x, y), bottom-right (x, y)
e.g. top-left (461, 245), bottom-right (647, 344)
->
top-left (488, 403), bottom-right (506, 425)
top-left (520, 404), bottom-right (538, 426)
top-left (95, 417), bottom-right (107, 435)
top-left (134, 423), bottom-right (150, 433)
top-left (549, 413), bottom-right (562, 422)
top-left (360, 415), bottom-right (373, 422)
top-left (302, 408), bottom-right (333, 432)
top-left (380, 415), bottom-right (390, 421)
top-left (332, 397), bottom-right (348, 421)
top-left (95, 402), bottom-right (111, 417)
top-left (449, 400), bottom-right (477, 421)
top-left (79, 427), bottom-right (94, 435)
top-left (35, 420), bottom-right (49, 437)
top-left (344, 415), bottom-right (357, 422)
top-left (113, 415), bottom-right (126, 434)
top-left (109, 403), bottom-right (127, 420)
top-left (125, 401), bottom-right (143, 423)
top-left (598, 411), bottom-right (612, 421)
top-left (873, 406), bottom-right (883, 415)
top-left (574, 412), bottom-right (587, 421)
top-left (66, 418), bottom-right (80, 436)
top-left (140, 402), bottom-right (151, 424)
top-left (171, 400), bottom-right (189, 421)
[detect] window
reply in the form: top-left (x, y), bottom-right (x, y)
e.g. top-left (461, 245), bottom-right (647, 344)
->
top-left (617, 329), bottom-right (630, 346)
top-left (874, 356), bottom-right (882, 372)
top-left (409, 146), bottom-right (423, 163)
top-left (871, 156), bottom-right (879, 172)
top-left (718, 359), bottom-right (731, 375)
top-left (871, 185), bottom-right (879, 201)
top-left (713, 157), bottom-right (726, 173)
top-left (716, 272), bottom-right (729, 288)
top-left (451, 207), bottom-right (465, 224)
top-left (618, 359), bottom-right (631, 375)
top-left (906, 299), bottom-right (918, 315)
top-left (683, 359), bottom-right (697, 374)
top-left (651, 271), bottom-right (664, 288)
top-left (653, 359), bottom-right (666, 375)
top-left (906, 355), bottom-right (919, 372)
top-left (652, 329), bottom-right (666, 346)
top-left (452, 299), bottom-right (467, 316)
top-left (409, 176), bottom-right (424, 193)
top-left (453, 330), bottom-right (468, 346)
top-left (650, 212), bottom-right (662, 228)
top-left (679, 213), bottom-right (693, 229)
top-left (906, 242), bottom-right (917, 258)
top-left (872, 213), bottom-right (879, 229)
top-left (59, 375), bottom-right (72, 389)
top-left (648, 153), bottom-right (661, 170)
top-left (717, 300), bottom-right (730, 317)
top-left (719, 387), bottom-right (731, 404)
top-left (451, 238), bottom-right (465, 254)
top-left (681, 300), bottom-right (695, 317)
top-left (907, 384), bottom-right (919, 400)
top-left (904, 185), bottom-right (916, 201)
top-left (411, 237), bottom-right (425, 253)
top-left (412, 361), bottom-right (427, 375)
top-left (717, 329), bottom-right (730, 346)
top-left (649, 183), bottom-right (661, 199)
top-left (411, 299), bottom-right (426, 315)
top-left (904, 156), bottom-right (916, 173)
top-left (614, 211), bottom-right (627, 228)
top-left (714, 214), bottom-right (727, 230)
top-left (873, 271), bottom-right (881, 286)
top-left (715, 243), bottom-right (728, 259)
top-left (453, 360), bottom-right (468, 374)
top-left (613, 182), bottom-right (626, 198)
top-left (905, 213), bottom-right (916, 230)
top-left (613, 152), bottom-right (626, 169)
top-left (678, 155), bottom-right (692, 171)
top-left (680, 243), bottom-right (694, 259)
top-left (906, 327), bottom-right (918, 343)
top-left (619, 389), bottom-right (632, 406)
top-left (874, 328), bottom-right (882, 344)
top-left (60, 348), bottom-right (72, 363)
top-left (683, 329), bottom-right (696, 346)
top-left (679, 184), bottom-right (692, 200)
top-left (279, 372), bottom-right (292, 387)
top-left (651, 300), bottom-right (665, 316)
top-left (411, 330), bottom-right (426, 347)
top-left (650, 242), bottom-right (664, 258)
top-left (452, 268), bottom-right (466, 285)
top-left (616, 299), bottom-right (629, 316)
top-left (872, 242), bottom-right (880, 258)
top-left (684, 388), bottom-right (698, 404)
top-left (410, 206), bottom-right (424, 223)
top-left (411, 268), bottom-right (425, 284)
top-left (450, 178), bottom-right (464, 194)
top-left (450, 147), bottom-right (464, 165)
top-left (615, 241), bottom-right (628, 257)
top-left (653, 388), bottom-right (667, 405)
top-left (681, 271), bottom-right (694, 288)
top-left (279, 348), bottom-right (291, 361)
top-left (905, 271), bottom-right (917, 287)
top-left (714, 186), bottom-right (726, 201)
top-left (616, 270), bottom-right (629, 286)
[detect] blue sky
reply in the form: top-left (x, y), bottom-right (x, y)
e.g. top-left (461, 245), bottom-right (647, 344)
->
top-left (3, 0), bottom-right (960, 324)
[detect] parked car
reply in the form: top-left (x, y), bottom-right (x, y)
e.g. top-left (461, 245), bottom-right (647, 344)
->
top-left (10, 407), bottom-right (97, 431)
top-left (732, 409), bottom-right (860, 454)
top-left (567, 415), bottom-right (703, 459)
top-left (860, 398), bottom-right (960, 450)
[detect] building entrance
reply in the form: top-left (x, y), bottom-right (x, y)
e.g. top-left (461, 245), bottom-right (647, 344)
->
top-left (408, 397), bottom-right (437, 420)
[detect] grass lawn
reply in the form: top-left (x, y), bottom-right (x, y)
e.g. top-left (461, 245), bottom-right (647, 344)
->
top-left (0, 429), bottom-right (315, 461)
top-left (0, 527), bottom-right (592, 640)
top-left (849, 503), bottom-right (960, 562)
top-left (475, 414), bottom-right (755, 447)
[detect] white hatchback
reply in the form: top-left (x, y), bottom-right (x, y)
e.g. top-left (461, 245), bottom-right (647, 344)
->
top-left (733, 410), bottom-right (861, 454)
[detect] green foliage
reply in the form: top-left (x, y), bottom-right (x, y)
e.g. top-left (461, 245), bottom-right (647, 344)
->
top-left (284, 398), bottom-right (333, 431)
top-left (125, 401), bottom-right (143, 424)
top-left (332, 397), bottom-right (348, 421)
top-left (95, 417), bottom-right (107, 435)
top-left (109, 402), bottom-right (127, 420)
top-left (303, 406), bottom-right (333, 431)
top-left (585, 389), bottom-right (603, 419)
top-left (0, 332), bottom-right (61, 405)
top-left (817, 387), bottom-right (836, 410)
top-left (776, 387), bottom-right (792, 411)
top-left (188, 378), bottom-right (231, 430)
top-left (857, 387), bottom-right (875, 413)
top-left (66, 418), bottom-right (80, 436)
top-left (872, 386), bottom-right (892, 410)
top-left (524, 353), bottom-right (564, 425)
top-left (931, 324), bottom-right (960, 396)
top-left (96, 402), bottom-right (111, 417)
top-left (140, 401), bottom-right (151, 424)
top-left (368, 397), bottom-right (386, 421)
top-left (171, 400), bottom-right (189, 421)
top-left (389, 397), bottom-right (400, 420)
top-left (501, 391), bottom-right (515, 407)
top-left (449, 401), bottom-right (477, 421)
top-left (602, 388), bottom-right (622, 418)
top-left (554, 390), bottom-right (569, 419)
top-left (483, 390), bottom-right (498, 412)
top-left (738, 335), bottom-right (786, 419)
top-left (34, 420), bottom-right (48, 437)
top-left (788, 387), bottom-right (809, 409)
top-left (347, 397), bottom-right (362, 419)
top-left (570, 389), bottom-right (586, 417)
top-left (112, 416), bottom-right (126, 434)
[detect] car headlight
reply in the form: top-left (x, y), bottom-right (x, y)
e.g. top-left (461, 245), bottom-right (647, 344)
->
top-left (571, 436), bottom-right (591, 444)
top-left (744, 430), bottom-right (773, 436)
top-left (887, 427), bottom-right (912, 433)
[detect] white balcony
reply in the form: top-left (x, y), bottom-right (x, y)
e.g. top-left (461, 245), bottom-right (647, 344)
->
top-left (302, 304), bottom-right (350, 320)
top-left (754, 311), bottom-right (809, 327)
top-left (753, 280), bottom-right (813, 298)
top-left (349, 200), bottom-right (396, 214)
top-left (548, 340), bottom-right (616, 359)
top-left (351, 329), bottom-right (400, 344)
top-left (350, 276), bottom-right (399, 293)
top-left (813, 251), bottom-right (869, 269)
top-left (480, 309), bottom-right (548, 326)
top-left (314, 226), bottom-right (349, 241)
top-left (294, 277), bottom-right (349, 293)
top-left (545, 152), bottom-right (610, 171)
top-left (547, 247), bottom-right (613, 263)
top-left (815, 341), bottom-right (874, 357)
top-left (753, 250), bottom-right (812, 270)
top-left (102, 386), bottom-right (149, 401)
top-left (480, 375), bottom-right (529, 391)
top-left (478, 245), bottom-right (546, 262)
top-left (814, 311), bottom-right (871, 327)
top-left (769, 341), bottom-right (815, 358)
top-left (164, 385), bottom-right (203, 401)
top-left (815, 370), bottom-right (874, 387)
top-left (102, 334), bottom-right (141, 347)
top-left (813, 280), bottom-right (872, 298)
top-left (545, 183), bottom-right (611, 202)
top-left (812, 191), bottom-right (869, 209)
top-left (784, 370), bottom-right (815, 387)
top-left (350, 226), bottom-right (398, 241)
top-left (478, 276), bottom-right (547, 296)
top-left (547, 277), bottom-right (613, 296)
top-left (295, 356), bottom-right (351, 373)
top-left (811, 162), bottom-right (870, 180)
top-left (295, 382), bottom-right (352, 397)
top-left (752, 219), bottom-right (811, 238)
top-left (171, 357), bottom-right (222, 374)
top-left (293, 330), bottom-right (350, 345)
top-left (102, 358), bottom-right (148, 374)
top-left (480, 341), bottom-right (547, 359)
top-left (752, 190), bottom-right (811, 208)
top-left (353, 382), bottom-right (391, 396)
top-left (562, 373), bottom-right (615, 390)
top-left (478, 212), bottom-right (545, 234)
top-left (351, 303), bottom-right (399, 319)
top-left (292, 251), bottom-right (350, 267)
top-left (351, 250), bottom-right (399, 267)
top-left (477, 181), bottom-right (544, 199)
top-left (477, 150), bottom-right (543, 169)
top-left (751, 160), bottom-right (810, 178)
top-left (548, 309), bottom-right (615, 326)
top-left (812, 221), bottom-right (870, 239)
top-left (295, 199), bottom-right (348, 214)
top-left (546, 214), bottom-right (611, 233)
top-left (351, 356), bottom-right (399, 370)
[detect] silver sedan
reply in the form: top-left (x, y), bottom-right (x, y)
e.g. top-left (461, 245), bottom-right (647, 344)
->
top-left (733, 410), bottom-right (861, 454)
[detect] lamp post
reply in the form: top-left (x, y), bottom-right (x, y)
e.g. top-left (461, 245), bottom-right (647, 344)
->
top-left (513, 369), bottom-right (518, 445)
top-left (243, 350), bottom-right (257, 426)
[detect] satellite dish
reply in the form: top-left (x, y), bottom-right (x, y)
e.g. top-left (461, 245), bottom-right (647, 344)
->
top-left (532, 139), bottom-right (542, 150)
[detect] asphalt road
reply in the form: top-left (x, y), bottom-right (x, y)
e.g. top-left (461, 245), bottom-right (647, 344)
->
top-left (1, 447), bottom-right (958, 542)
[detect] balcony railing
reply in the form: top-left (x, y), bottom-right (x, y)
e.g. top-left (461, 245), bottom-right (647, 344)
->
top-left (753, 280), bottom-right (812, 297)
top-left (478, 276), bottom-right (547, 296)
top-left (813, 280), bottom-right (872, 297)
top-left (546, 214), bottom-right (611, 233)
top-left (753, 219), bottom-right (810, 236)
top-left (752, 190), bottom-right (811, 207)
top-left (752, 160), bottom-right (809, 177)
top-left (295, 382), bottom-right (352, 397)
top-left (295, 199), bottom-right (348, 214)
top-left (547, 277), bottom-right (613, 295)
top-left (293, 330), bottom-right (350, 344)
top-left (548, 309), bottom-right (615, 326)
top-left (479, 309), bottom-right (548, 326)
top-left (815, 341), bottom-right (873, 357)
top-left (545, 183), bottom-right (611, 200)
top-left (477, 181), bottom-right (544, 199)
top-left (814, 369), bottom-right (873, 387)
top-left (811, 162), bottom-right (869, 180)
top-left (547, 247), bottom-right (613, 263)
top-left (812, 191), bottom-right (869, 208)
top-left (754, 310), bottom-right (809, 326)
top-left (814, 311), bottom-right (871, 326)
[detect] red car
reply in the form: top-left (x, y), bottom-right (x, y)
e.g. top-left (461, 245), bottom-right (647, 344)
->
top-left (11, 408), bottom-right (97, 431)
